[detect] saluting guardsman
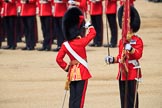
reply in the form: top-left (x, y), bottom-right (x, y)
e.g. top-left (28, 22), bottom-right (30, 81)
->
top-left (103, 0), bottom-right (118, 48)
top-left (18, 0), bottom-right (37, 50)
top-left (52, 0), bottom-right (68, 52)
top-left (1, 0), bottom-right (17, 49)
top-left (56, 7), bottom-right (96, 108)
top-left (37, 0), bottom-right (53, 51)
top-left (105, 5), bottom-right (143, 108)
top-left (88, 0), bottom-right (103, 47)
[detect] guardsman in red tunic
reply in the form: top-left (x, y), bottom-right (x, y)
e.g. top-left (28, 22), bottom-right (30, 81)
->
top-left (18, 0), bottom-right (37, 50)
top-left (52, 0), bottom-right (68, 51)
top-left (2, 0), bottom-right (17, 49)
top-left (103, 0), bottom-right (118, 48)
top-left (120, 0), bottom-right (135, 6)
top-left (37, 0), bottom-right (53, 51)
top-left (56, 7), bottom-right (96, 108)
top-left (105, 6), bottom-right (143, 108)
top-left (88, 0), bottom-right (103, 47)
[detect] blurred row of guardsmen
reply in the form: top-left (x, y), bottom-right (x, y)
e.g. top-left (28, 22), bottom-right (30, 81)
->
top-left (0, 0), bottom-right (136, 51)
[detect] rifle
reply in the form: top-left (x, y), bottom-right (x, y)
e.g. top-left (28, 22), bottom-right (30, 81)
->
top-left (105, 14), bottom-right (110, 58)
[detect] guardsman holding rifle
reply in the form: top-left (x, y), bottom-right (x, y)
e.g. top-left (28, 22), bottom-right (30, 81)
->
top-left (88, 0), bottom-right (103, 47)
top-left (104, 0), bottom-right (118, 48)
top-left (52, 0), bottom-right (68, 52)
top-left (18, 0), bottom-right (37, 50)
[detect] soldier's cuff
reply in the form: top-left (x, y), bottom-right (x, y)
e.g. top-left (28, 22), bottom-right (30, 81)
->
top-left (64, 65), bottom-right (70, 72)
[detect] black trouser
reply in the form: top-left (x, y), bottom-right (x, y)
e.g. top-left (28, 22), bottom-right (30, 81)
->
top-left (0, 17), bottom-right (3, 44)
top-left (40, 16), bottom-right (53, 49)
top-left (3, 16), bottom-right (17, 47)
top-left (91, 15), bottom-right (103, 46)
top-left (69, 80), bottom-right (88, 108)
top-left (106, 14), bottom-right (118, 46)
top-left (16, 16), bottom-right (24, 42)
top-left (22, 16), bottom-right (37, 48)
top-left (53, 17), bottom-right (64, 47)
top-left (119, 80), bottom-right (138, 108)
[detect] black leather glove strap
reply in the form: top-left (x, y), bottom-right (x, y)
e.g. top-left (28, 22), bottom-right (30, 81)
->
top-left (65, 65), bottom-right (70, 72)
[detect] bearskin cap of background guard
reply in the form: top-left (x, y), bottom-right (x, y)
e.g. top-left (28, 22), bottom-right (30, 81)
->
top-left (62, 7), bottom-right (85, 41)
top-left (118, 5), bottom-right (141, 33)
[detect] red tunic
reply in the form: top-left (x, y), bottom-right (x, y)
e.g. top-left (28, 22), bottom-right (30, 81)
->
top-left (18, 0), bottom-right (36, 16)
top-left (77, 0), bottom-right (87, 12)
top-left (120, 0), bottom-right (135, 6)
top-left (37, 0), bottom-right (52, 16)
top-left (52, 0), bottom-right (67, 17)
top-left (105, 0), bottom-right (117, 14)
top-left (0, 0), bottom-right (2, 14)
top-left (88, 0), bottom-right (102, 15)
top-left (56, 27), bottom-right (96, 80)
top-left (116, 34), bottom-right (143, 80)
top-left (1, 0), bottom-right (17, 16)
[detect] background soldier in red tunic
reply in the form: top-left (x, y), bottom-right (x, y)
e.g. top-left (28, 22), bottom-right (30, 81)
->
top-left (56, 7), bottom-right (96, 108)
top-left (52, 0), bottom-right (68, 52)
top-left (2, 0), bottom-right (17, 49)
top-left (37, 0), bottom-right (53, 51)
top-left (104, 0), bottom-right (118, 48)
top-left (18, 0), bottom-right (37, 50)
top-left (88, 0), bottom-right (103, 47)
top-left (105, 6), bottom-right (143, 108)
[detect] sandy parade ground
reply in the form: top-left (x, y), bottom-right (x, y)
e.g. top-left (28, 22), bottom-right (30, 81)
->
top-left (0, 1), bottom-right (162, 108)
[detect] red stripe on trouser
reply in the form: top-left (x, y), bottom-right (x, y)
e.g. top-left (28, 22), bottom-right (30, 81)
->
top-left (80, 80), bottom-right (88, 108)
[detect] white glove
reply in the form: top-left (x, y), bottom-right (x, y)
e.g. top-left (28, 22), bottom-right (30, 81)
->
top-left (105, 56), bottom-right (114, 64)
top-left (39, 0), bottom-right (48, 4)
top-left (68, 0), bottom-right (76, 5)
top-left (125, 43), bottom-right (132, 51)
top-left (84, 21), bottom-right (91, 28)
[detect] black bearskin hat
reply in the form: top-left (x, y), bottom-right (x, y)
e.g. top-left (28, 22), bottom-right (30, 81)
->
top-left (62, 7), bottom-right (85, 41)
top-left (118, 5), bottom-right (141, 33)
